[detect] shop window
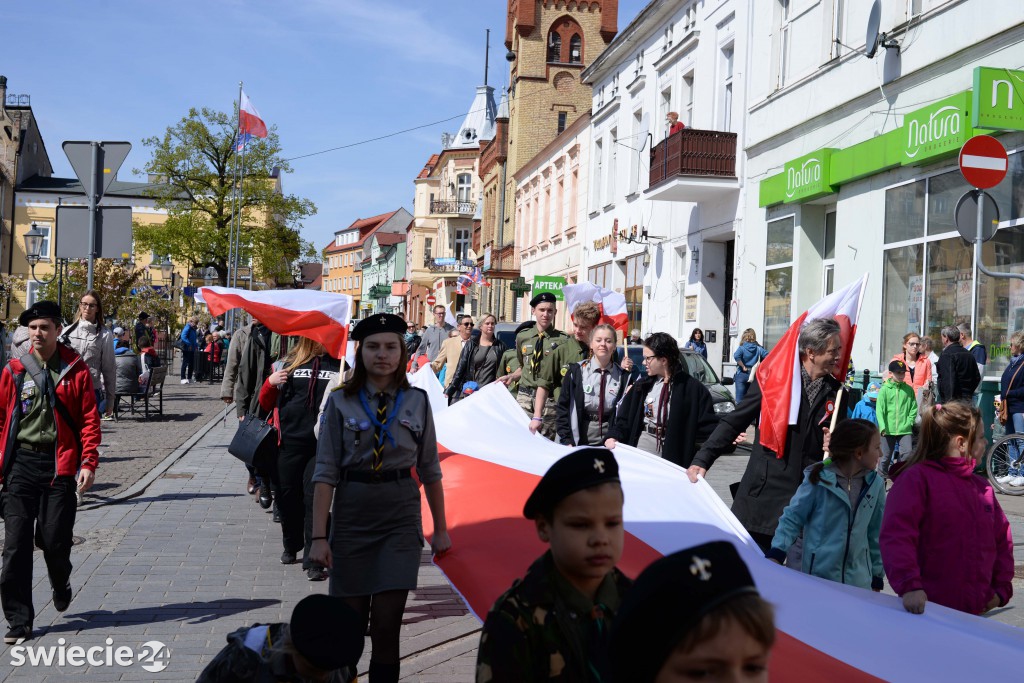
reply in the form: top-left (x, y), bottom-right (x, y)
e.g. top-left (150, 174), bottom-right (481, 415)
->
top-left (588, 262), bottom-right (612, 290)
top-left (764, 216), bottom-right (795, 348)
top-left (766, 216), bottom-right (794, 266)
top-left (927, 170), bottom-right (969, 236)
top-left (884, 180), bottom-right (925, 244)
top-left (625, 254), bottom-right (646, 331)
top-left (880, 245), bottom-right (924, 371)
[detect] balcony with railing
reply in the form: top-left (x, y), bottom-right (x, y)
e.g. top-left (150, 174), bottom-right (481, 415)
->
top-left (425, 257), bottom-right (475, 272)
top-left (430, 199), bottom-right (476, 217)
top-left (646, 128), bottom-right (739, 203)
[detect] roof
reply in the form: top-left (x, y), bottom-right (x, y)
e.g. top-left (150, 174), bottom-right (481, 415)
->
top-left (417, 154), bottom-right (440, 179)
top-left (17, 174), bottom-right (170, 198)
top-left (323, 209), bottom-right (402, 254)
top-left (374, 232), bottom-right (405, 247)
top-left (308, 274), bottom-right (322, 290)
top-left (444, 85), bottom-right (497, 150)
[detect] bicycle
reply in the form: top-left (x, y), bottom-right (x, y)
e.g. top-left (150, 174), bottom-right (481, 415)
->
top-left (985, 432), bottom-right (1024, 496)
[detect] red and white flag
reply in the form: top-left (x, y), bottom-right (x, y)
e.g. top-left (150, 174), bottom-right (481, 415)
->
top-left (562, 282), bottom-right (629, 335)
top-left (420, 384), bottom-right (1021, 682)
top-left (198, 286), bottom-right (351, 358)
top-left (755, 274), bottom-right (867, 457)
top-left (239, 91), bottom-right (268, 138)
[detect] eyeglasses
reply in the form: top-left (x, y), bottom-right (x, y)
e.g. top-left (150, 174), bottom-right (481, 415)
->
top-left (462, 322), bottom-right (474, 328)
top-left (80, 302), bottom-right (98, 309)
top-left (642, 355), bottom-right (657, 362)
top-left (907, 342), bottom-right (920, 346)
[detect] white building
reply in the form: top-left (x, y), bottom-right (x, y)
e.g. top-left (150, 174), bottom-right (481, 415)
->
top-left (743, 0), bottom-right (1024, 381)
top-left (581, 0), bottom-right (747, 371)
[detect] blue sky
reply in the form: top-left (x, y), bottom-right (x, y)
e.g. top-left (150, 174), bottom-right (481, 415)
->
top-left (6, 0), bottom-right (648, 253)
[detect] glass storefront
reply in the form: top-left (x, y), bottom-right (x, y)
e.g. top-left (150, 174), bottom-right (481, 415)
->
top-left (764, 216), bottom-right (795, 349)
top-left (881, 152), bottom-right (1024, 377)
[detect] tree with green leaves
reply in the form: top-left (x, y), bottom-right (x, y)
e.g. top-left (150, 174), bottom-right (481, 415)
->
top-left (134, 107), bottom-right (316, 287)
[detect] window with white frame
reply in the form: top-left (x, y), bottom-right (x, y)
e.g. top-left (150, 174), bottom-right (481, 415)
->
top-left (682, 73), bottom-right (694, 127)
top-left (35, 223), bottom-right (52, 260)
top-left (453, 227), bottom-right (470, 261)
top-left (424, 237), bottom-right (433, 260)
top-left (823, 210), bottom-right (836, 297)
top-left (457, 173), bottom-right (472, 204)
top-left (26, 281), bottom-right (40, 308)
top-left (663, 24), bottom-right (674, 52)
top-left (591, 138), bottom-right (604, 210)
top-left (629, 109), bottom-right (643, 195)
top-left (720, 44), bottom-right (734, 131)
top-left (606, 128), bottom-right (618, 206)
top-left (775, 0), bottom-right (793, 90)
top-left (659, 89), bottom-right (672, 138)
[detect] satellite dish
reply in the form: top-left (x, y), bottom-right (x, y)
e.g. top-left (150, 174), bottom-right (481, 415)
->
top-left (865, 0), bottom-right (882, 59)
top-left (640, 112), bottom-right (651, 138)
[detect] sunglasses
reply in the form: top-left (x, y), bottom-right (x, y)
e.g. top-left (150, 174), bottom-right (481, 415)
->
top-left (462, 322), bottom-right (474, 328)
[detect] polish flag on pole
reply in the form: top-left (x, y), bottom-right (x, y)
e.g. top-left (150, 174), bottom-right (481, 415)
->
top-left (755, 274), bottom-right (868, 457)
top-left (562, 282), bottom-right (629, 335)
top-left (239, 91), bottom-right (268, 138)
top-left (198, 287), bottom-right (351, 358)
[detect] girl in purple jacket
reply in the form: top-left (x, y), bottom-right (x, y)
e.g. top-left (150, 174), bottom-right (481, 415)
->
top-left (880, 401), bottom-right (1014, 615)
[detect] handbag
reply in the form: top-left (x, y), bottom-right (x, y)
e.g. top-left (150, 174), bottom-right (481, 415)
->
top-left (999, 360), bottom-right (1024, 426)
top-left (228, 413), bottom-right (279, 471)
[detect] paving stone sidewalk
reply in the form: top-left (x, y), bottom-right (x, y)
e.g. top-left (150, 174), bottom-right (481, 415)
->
top-left (0, 411), bottom-right (479, 682)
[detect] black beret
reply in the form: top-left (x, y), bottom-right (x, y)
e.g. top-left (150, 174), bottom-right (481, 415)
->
top-left (529, 291), bottom-right (557, 308)
top-left (523, 448), bottom-right (620, 519)
top-left (352, 313), bottom-right (406, 341)
top-left (18, 300), bottom-right (62, 327)
top-left (888, 359), bottom-right (906, 373)
top-left (290, 594), bottom-right (365, 671)
top-left (514, 320), bottom-right (536, 336)
top-left (138, 312), bottom-right (149, 320)
top-left (610, 541), bottom-right (760, 683)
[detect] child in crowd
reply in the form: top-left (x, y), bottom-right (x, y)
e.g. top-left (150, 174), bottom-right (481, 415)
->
top-left (476, 448), bottom-right (632, 682)
top-left (850, 382), bottom-right (880, 424)
top-left (881, 402), bottom-right (1014, 615)
top-left (767, 419), bottom-right (886, 591)
top-left (877, 360), bottom-right (917, 477)
top-left (196, 594), bottom-right (364, 682)
top-left (610, 541), bottom-right (775, 683)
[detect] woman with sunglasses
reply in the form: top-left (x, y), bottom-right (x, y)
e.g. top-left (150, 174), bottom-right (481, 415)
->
top-left (61, 290), bottom-right (116, 420)
top-left (430, 315), bottom-right (475, 394)
top-left (890, 332), bottom-right (932, 393)
top-left (604, 332), bottom-right (718, 467)
top-left (445, 313), bottom-right (507, 403)
top-left (310, 314), bottom-right (450, 683)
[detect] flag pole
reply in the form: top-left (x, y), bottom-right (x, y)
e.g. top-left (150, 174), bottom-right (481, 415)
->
top-left (227, 80), bottom-right (243, 329)
top-left (825, 386), bottom-right (843, 458)
top-left (234, 122), bottom-right (248, 290)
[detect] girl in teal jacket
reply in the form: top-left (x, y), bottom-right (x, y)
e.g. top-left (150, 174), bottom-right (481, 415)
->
top-left (768, 419), bottom-right (886, 591)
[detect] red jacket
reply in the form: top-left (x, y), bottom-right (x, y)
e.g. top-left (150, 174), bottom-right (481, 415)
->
top-left (880, 458), bottom-right (1014, 615)
top-left (0, 345), bottom-right (101, 482)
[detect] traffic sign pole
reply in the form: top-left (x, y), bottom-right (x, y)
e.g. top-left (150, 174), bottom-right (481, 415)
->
top-left (87, 142), bottom-right (99, 290)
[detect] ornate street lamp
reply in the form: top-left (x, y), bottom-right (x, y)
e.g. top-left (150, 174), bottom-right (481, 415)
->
top-left (23, 223), bottom-right (56, 284)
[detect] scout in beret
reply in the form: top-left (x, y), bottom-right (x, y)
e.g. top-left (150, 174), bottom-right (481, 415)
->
top-left (499, 290), bottom-right (568, 441)
top-left (476, 448), bottom-right (633, 682)
top-left (610, 541), bottom-right (775, 683)
top-left (197, 594), bottom-right (365, 682)
top-left (877, 357), bottom-right (917, 478)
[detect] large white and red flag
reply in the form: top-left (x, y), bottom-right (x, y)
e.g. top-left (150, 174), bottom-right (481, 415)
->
top-left (239, 90), bottom-right (268, 138)
top-left (198, 286), bottom-right (351, 358)
top-left (562, 282), bottom-right (629, 336)
top-left (420, 384), bottom-right (1022, 682)
top-left (756, 274), bottom-right (867, 457)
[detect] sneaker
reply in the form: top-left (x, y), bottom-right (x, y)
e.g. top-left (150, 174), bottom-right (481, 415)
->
top-left (180, 379), bottom-right (189, 385)
top-left (100, 414), bottom-right (114, 422)
top-left (280, 551), bottom-right (298, 565)
top-left (1010, 476), bottom-right (1024, 487)
top-left (53, 583), bottom-right (72, 612)
top-left (306, 566), bottom-right (328, 581)
top-left (4, 626), bottom-right (31, 645)
top-left (996, 473), bottom-right (1018, 484)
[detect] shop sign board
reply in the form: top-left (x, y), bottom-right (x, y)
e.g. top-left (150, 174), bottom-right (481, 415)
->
top-left (782, 149), bottom-right (837, 203)
top-left (972, 67), bottom-right (1024, 132)
top-left (684, 295), bottom-right (698, 322)
top-left (901, 92), bottom-right (973, 167)
top-left (532, 275), bottom-right (566, 300)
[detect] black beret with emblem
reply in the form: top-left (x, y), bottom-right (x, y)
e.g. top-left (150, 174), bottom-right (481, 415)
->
top-left (352, 313), bottom-right (406, 342)
top-left (523, 447), bottom-right (620, 520)
top-left (290, 594), bottom-right (365, 671)
top-left (529, 291), bottom-right (557, 308)
top-left (610, 541), bottom-right (761, 683)
top-left (18, 300), bottom-right (62, 327)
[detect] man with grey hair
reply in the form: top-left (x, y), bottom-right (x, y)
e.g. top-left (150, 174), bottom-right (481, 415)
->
top-left (687, 318), bottom-right (848, 552)
top-left (957, 322), bottom-right (987, 379)
top-left (937, 324), bottom-right (980, 402)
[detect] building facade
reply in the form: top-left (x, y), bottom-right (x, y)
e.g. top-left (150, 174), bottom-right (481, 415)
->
top-left (580, 0), bottom-right (746, 370)
top-left (360, 232), bottom-right (407, 316)
top-left (745, 0), bottom-right (1024, 381)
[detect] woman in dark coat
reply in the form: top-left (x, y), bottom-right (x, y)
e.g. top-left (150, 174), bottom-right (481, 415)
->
top-left (445, 313), bottom-right (507, 403)
top-left (688, 318), bottom-right (848, 552)
top-left (604, 332), bottom-right (719, 468)
top-left (556, 323), bottom-right (630, 446)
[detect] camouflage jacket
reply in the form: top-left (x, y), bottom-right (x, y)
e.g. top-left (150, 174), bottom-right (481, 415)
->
top-left (476, 551), bottom-right (632, 683)
top-left (196, 623), bottom-right (356, 683)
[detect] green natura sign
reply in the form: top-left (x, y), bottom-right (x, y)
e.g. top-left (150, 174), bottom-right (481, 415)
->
top-left (532, 275), bottom-right (566, 300)
top-left (782, 149), bottom-right (837, 203)
top-left (973, 66), bottom-right (1024, 131)
top-left (900, 91), bottom-right (972, 166)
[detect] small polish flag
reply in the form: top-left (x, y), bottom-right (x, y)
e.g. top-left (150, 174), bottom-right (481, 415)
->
top-left (562, 282), bottom-right (629, 336)
top-left (239, 91), bottom-right (268, 138)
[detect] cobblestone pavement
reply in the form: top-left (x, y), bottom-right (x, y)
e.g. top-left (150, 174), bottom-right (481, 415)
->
top-left (85, 376), bottom-right (229, 504)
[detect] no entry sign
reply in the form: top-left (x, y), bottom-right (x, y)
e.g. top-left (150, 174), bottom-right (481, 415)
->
top-left (426, 295), bottom-right (436, 306)
top-left (959, 135), bottom-right (1008, 189)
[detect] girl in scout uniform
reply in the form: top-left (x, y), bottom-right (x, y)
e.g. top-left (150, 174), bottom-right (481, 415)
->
top-left (556, 324), bottom-right (629, 446)
top-left (309, 313), bottom-right (451, 683)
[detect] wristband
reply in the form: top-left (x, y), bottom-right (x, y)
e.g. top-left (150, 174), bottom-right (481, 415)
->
top-left (531, 417), bottom-right (543, 422)
top-left (311, 536), bottom-right (328, 541)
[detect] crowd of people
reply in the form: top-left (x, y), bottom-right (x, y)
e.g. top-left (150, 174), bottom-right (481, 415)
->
top-left (0, 285), bottom-right (1015, 681)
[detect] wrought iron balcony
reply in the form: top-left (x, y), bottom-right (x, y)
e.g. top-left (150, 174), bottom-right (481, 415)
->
top-left (425, 257), bottom-right (474, 272)
top-left (430, 199), bottom-right (476, 216)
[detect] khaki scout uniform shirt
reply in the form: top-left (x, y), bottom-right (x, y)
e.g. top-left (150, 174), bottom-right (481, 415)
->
top-left (18, 351), bottom-right (62, 448)
top-left (538, 339), bottom-right (589, 401)
top-left (515, 326), bottom-right (567, 391)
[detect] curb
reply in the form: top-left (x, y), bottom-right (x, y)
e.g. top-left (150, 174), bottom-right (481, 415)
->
top-left (80, 403), bottom-right (236, 510)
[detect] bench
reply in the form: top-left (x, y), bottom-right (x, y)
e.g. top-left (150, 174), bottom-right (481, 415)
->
top-left (115, 366), bottom-right (168, 419)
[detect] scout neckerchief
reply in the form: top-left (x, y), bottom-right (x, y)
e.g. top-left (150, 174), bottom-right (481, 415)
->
top-left (531, 331), bottom-right (546, 376)
top-left (359, 388), bottom-right (405, 471)
top-left (656, 377), bottom-right (671, 451)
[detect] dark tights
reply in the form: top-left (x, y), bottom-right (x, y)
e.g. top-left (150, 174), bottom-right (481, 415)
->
top-left (343, 589), bottom-right (409, 683)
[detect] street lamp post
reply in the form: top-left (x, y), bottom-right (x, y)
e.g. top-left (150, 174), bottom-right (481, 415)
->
top-left (23, 222), bottom-right (74, 315)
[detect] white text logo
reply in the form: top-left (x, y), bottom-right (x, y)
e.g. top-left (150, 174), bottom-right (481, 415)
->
top-left (905, 106), bottom-right (960, 158)
top-left (9, 638), bottom-right (170, 672)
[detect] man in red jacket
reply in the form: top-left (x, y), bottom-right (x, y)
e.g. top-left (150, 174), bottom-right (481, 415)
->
top-left (0, 301), bottom-right (100, 644)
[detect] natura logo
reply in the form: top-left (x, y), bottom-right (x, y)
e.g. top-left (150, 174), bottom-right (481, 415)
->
top-left (785, 158), bottom-right (821, 199)
top-left (905, 105), bottom-right (960, 159)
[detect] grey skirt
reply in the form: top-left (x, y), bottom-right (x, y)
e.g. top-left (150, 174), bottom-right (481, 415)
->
top-left (329, 477), bottom-right (424, 597)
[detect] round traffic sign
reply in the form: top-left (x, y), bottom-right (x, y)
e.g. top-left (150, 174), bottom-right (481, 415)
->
top-left (425, 295), bottom-right (436, 306)
top-left (954, 190), bottom-right (1000, 242)
top-left (959, 135), bottom-right (1008, 189)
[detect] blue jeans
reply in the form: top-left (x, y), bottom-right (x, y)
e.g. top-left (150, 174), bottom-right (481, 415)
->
top-left (180, 349), bottom-right (194, 380)
top-left (734, 371), bottom-right (750, 404)
top-left (1009, 412), bottom-right (1024, 466)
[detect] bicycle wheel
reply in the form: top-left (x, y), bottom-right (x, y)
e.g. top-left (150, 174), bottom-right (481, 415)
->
top-left (986, 433), bottom-right (1024, 496)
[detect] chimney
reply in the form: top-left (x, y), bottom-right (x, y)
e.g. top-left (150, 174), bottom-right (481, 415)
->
top-left (0, 75), bottom-right (7, 117)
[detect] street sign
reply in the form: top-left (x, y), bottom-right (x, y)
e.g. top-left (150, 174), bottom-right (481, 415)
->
top-left (958, 135), bottom-right (1008, 189)
top-left (62, 141), bottom-right (132, 199)
top-left (425, 295), bottom-right (436, 306)
top-left (55, 206), bottom-right (134, 259)
top-left (955, 190), bottom-right (1000, 242)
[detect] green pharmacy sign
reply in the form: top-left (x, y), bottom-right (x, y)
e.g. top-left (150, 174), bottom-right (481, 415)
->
top-left (532, 275), bottom-right (566, 300)
top-left (973, 66), bottom-right (1024, 132)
